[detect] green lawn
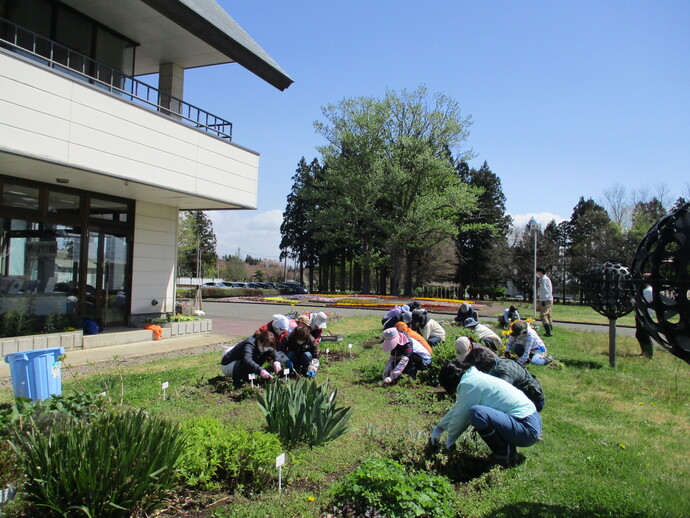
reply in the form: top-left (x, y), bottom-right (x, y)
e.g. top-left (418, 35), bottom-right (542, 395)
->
top-left (2, 316), bottom-right (688, 517)
top-left (486, 300), bottom-right (637, 327)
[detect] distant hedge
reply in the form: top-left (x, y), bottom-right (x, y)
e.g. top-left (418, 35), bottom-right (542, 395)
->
top-left (176, 288), bottom-right (280, 299)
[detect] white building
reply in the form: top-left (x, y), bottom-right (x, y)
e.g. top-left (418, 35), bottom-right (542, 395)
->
top-left (0, 0), bottom-right (292, 331)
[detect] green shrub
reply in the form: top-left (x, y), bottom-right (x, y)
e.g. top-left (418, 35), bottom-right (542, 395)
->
top-left (11, 410), bottom-right (184, 517)
top-left (257, 378), bottom-right (355, 448)
top-left (419, 328), bottom-right (477, 387)
top-left (0, 440), bottom-right (22, 488)
top-left (176, 417), bottom-right (282, 492)
top-left (0, 393), bottom-right (106, 440)
top-left (330, 458), bottom-right (455, 518)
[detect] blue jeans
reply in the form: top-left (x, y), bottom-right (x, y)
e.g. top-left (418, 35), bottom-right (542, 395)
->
top-left (286, 350), bottom-right (312, 373)
top-left (428, 336), bottom-right (443, 348)
top-left (469, 405), bottom-right (541, 447)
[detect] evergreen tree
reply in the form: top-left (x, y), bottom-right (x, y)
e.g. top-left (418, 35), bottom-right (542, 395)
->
top-left (177, 211), bottom-right (217, 277)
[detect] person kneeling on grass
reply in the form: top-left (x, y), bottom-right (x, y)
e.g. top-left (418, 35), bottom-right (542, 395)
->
top-left (279, 322), bottom-right (320, 378)
top-left (431, 361), bottom-right (542, 467)
top-left (505, 320), bottom-right (553, 366)
top-left (381, 327), bottom-right (431, 384)
top-left (465, 347), bottom-right (546, 412)
top-left (220, 330), bottom-right (283, 388)
top-left (411, 309), bottom-right (446, 347)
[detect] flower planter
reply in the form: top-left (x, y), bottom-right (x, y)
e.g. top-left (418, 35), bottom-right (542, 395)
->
top-left (161, 319), bottom-right (212, 337)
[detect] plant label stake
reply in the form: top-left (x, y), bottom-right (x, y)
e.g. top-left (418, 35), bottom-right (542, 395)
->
top-left (161, 381), bottom-right (169, 401)
top-left (248, 373), bottom-right (256, 387)
top-left (98, 391), bottom-right (107, 397)
top-left (276, 453), bottom-right (286, 493)
top-left (283, 368), bottom-right (290, 378)
top-left (326, 348), bottom-right (329, 362)
top-left (348, 343), bottom-right (353, 358)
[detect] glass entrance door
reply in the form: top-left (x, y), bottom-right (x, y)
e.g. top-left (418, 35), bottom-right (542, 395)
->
top-left (85, 229), bottom-right (129, 326)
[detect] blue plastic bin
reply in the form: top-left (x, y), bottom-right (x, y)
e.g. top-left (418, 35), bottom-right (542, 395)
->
top-left (4, 347), bottom-right (64, 400)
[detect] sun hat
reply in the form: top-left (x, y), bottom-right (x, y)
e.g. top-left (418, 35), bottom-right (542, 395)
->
top-left (455, 336), bottom-right (472, 361)
top-left (460, 302), bottom-right (470, 313)
top-left (402, 311), bottom-right (412, 323)
top-left (297, 315), bottom-right (311, 327)
top-left (272, 314), bottom-right (290, 333)
top-left (311, 312), bottom-right (328, 329)
top-left (511, 320), bottom-right (528, 336)
top-left (382, 327), bottom-right (406, 352)
top-left (463, 317), bottom-right (479, 328)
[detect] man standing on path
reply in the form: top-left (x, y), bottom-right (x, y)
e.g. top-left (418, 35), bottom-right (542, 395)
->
top-left (536, 267), bottom-right (553, 337)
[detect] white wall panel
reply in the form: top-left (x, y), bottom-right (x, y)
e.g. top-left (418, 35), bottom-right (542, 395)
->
top-left (130, 202), bottom-right (177, 316)
top-left (0, 52), bottom-right (259, 209)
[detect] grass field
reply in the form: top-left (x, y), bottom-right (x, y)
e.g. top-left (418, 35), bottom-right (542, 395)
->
top-left (485, 301), bottom-right (637, 327)
top-left (2, 316), bottom-right (688, 517)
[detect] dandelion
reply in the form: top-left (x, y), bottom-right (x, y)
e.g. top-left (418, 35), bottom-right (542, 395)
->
top-left (308, 496), bottom-right (316, 502)
top-left (619, 444), bottom-right (627, 449)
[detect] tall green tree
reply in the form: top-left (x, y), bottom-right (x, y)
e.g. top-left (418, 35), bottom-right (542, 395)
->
top-left (454, 161), bottom-right (512, 297)
top-left (177, 211), bottom-right (217, 277)
top-left (313, 86), bottom-right (477, 295)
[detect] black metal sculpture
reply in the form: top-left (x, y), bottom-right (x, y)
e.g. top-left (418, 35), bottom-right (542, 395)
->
top-left (630, 202), bottom-right (690, 364)
top-left (583, 260), bottom-right (634, 367)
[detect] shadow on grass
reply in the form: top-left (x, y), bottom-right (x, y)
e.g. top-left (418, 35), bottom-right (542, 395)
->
top-left (483, 502), bottom-right (648, 518)
top-left (559, 358), bottom-right (605, 369)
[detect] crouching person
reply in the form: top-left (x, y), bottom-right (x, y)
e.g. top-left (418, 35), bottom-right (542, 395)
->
top-left (279, 323), bottom-right (320, 378)
top-left (220, 330), bottom-right (280, 387)
top-left (431, 361), bottom-right (542, 467)
top-left (381, 327), bottom-right (431, 384)
top-left (506, 320), bottom-right (553, 365)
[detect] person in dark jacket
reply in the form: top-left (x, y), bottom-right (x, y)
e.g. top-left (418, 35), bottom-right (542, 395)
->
top-left (279, 323), bottom-right (320, 377)
top-left (455, 303), bottom-right (479, 325)
top-left (220, 330), bottom-right (282, 387)
top-left (465, 347), bottom-right (545, 412)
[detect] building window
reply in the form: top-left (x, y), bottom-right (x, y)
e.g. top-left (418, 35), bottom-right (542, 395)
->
top-left (90, 198), bottom-right (129, 222)
top-left (2, 182), bottom-right (39, 210)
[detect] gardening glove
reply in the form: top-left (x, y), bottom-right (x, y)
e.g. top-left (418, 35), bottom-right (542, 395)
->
top-left (430, 426), bottom-right (443, 446)
top-left (259, 369), bottom-right (273, 380)
top-left (273, 361), bottom-right (282, 373)
top-left (445, 437), bottom-right (456, 450)
top-left (285, 359), bottom-right (295, 371)
top-left (383, 376), bottom-right (393, 384)
top-left (504, 351), bottom-right (512, 359)
top-left (306, 370), bottom-right (316, 378)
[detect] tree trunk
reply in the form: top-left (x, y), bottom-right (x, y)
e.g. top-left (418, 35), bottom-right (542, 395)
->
top-left (353, 261), bottom-right (362, 292)
top-left (339, 255), bottom-right (346, 292)
top-left (390, 250), bottom-right (402, 296)
top-left (404, 248), bottom-right (415, 297)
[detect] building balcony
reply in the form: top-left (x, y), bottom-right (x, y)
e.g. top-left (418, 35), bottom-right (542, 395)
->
top-left (0, 18), bottom-right (258, 210)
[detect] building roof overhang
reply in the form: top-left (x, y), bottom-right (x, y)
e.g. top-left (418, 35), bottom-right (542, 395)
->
top-left (61, 0), bottom-right (293, 90)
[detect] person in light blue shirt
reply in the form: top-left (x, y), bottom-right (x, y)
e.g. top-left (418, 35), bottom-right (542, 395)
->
top-left (430, 363), bottom-right (542, 466)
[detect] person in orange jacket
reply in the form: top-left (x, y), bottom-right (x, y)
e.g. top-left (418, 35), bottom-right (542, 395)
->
top-left (394, 321), bottom-right (433, 356)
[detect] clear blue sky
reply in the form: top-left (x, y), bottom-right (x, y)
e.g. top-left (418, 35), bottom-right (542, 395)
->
top-left (183, 1), bottom-right (690, 261)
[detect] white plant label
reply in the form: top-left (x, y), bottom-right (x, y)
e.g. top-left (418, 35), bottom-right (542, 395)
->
top-left (161, 381), bottom-right (169, 390)
top-left (283, 368), bottom-right (290, 377)
top-left (348, 343), bottom-right (353, 357)
top-left (248, 373), bottom-right (257, 380)
top-left (98, 392), bottom-right (107, 397)
top-left (275, 453), bottom-right (286, 468)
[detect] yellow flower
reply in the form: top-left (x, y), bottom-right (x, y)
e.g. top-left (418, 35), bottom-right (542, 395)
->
top-left (619, 444), bottom-right (627, 449)
top-left (308, 496), bottom-right (316, 502)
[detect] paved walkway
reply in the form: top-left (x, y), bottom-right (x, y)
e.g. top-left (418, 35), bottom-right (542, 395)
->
top-left (0, 300), bottom-right (635, 378)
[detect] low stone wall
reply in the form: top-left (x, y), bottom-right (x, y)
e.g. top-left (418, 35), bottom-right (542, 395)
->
top-left (1, 319), bottom-right (212, 357)
top-left (1, 330), bottom-right (82, 357)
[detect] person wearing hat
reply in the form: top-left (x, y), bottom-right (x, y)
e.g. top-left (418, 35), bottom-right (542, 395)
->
top-left (537, 267), bottom-right (554, 337)
top-left (394, 321), bottom-right (433, 355)
top-left (455, 303), bottom-right (479, 325)
top-left (382, 304), bottom-right (410, 329)
top-left (454, 336), bottom-right (495, 363)
top-left (279, 322), bottom-right (320, 378)
top-left (256, 314), bottom-right (291, 345)
top-left (381, 327), bottom-right (432, 383)
top-left (220, 329), bottom-right (280, 387)
top-left (431, 361), bottom-right (541, 467)
top-left (463, 317), bottom-right (502, 351)
top-left (505, 320), bottom-right (553, 366)
top-left (296, 311), bottom-right (329, 347)
top-left (497, 305), bottom-right (521, 329)
top-left (465, 347), bottom-right (545, 412)
top-left (411, 309), bottom-right (446, 347)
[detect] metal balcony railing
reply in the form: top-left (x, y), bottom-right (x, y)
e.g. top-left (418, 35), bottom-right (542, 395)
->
top-left (0, 17), bottom-right (233, 140)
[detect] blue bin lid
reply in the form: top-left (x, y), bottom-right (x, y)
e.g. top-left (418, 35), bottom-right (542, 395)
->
top-left (4, 347), bottom-right (64, 363)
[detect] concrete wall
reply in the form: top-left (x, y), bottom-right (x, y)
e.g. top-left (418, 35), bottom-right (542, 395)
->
top-left (131, 201), bottom-right (178, 317)
top-left (0, 51), bottom-right (259, 207)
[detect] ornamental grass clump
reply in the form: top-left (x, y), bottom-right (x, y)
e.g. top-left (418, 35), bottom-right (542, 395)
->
top-left (257, 378), bottom-right (355, 448)
top-left (10, 410), bottom-right (184, 517)
top-left (329, 458), bottom-right (455, 518)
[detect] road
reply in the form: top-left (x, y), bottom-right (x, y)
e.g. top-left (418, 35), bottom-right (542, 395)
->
top-left (201, 300), bottom-right (636, 338)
